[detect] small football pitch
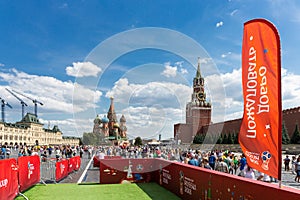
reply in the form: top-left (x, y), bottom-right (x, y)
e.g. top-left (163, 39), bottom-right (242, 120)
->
top-left (15, 182), bottom-right (181, 200)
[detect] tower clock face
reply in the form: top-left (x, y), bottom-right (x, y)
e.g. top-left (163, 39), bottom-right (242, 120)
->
top-left (197, 92), bottom-right (204, 101)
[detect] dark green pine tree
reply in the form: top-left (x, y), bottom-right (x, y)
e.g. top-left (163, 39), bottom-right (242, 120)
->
top-left (222, 134), bottom-right (228, 144)
top-left (193, 134), bottom-right (204, 144)
top-left (201, 134), bottom-right (205, 144)
top-left (291, 124), bottom-right (300, 144)
top-left (233, 133), bottom-right (239, 144)
top-left (282, 123), bottom-right (290, 144)
top-left (227, 132), bottom-right (234, 144)
top-left (216, 134), bottom-right (223, 144)
top-left (134, 136), bottom-right (143, 146)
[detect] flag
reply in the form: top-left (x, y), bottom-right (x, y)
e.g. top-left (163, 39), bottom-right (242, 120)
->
top-left (239, 19), bottom-right (281, 179)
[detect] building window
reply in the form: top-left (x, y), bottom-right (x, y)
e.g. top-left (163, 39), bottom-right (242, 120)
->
top-left (4, 135), bottom-right (8, 140)
top-left (14, 135), bottom-right (18, 140)
top-left (9, 135), bottom-right (13, 140)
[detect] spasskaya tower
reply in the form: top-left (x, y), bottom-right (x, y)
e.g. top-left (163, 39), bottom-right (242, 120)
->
top-left (174, 58), bottom-right (212, 144)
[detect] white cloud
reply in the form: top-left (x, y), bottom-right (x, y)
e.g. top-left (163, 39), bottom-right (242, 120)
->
top-left (221, 52), bottom-right (232, 58)
top-left (216, 21), bottom-right (224, 28)
top-left (104, 77), bottom-right (192, 139)
top-left (207, 67), bottom-right (300, 123)
top-left (181, 68), bottom-right (188, 74)
top-left (161, 62), bottom-right (177, 78)
top-left (0, 63), bottom-right (4, 67)
top-left (66, 61), bottom-right (102, 77)
top-left (175, 61), bottom-right (184, 67)
top-left (122, 106), bottom-right (183, 139)
top-left (0, 68), bottom-right (102, 114)
top-left (281, 71), bottom-right (300, 109)
top-left (105, 78), bottom-right (191, 109)
top-left (0, 68), bottom-right (104, 137)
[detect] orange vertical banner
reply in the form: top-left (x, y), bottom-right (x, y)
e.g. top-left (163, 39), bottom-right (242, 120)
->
top-left (239, 19), bottom-right (282, 180)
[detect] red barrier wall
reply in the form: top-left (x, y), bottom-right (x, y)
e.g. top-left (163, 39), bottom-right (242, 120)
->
top-left (68, 156), bottom-right (81, 173)
top-left (0, 159), bottom-right (18, 200)
top-left (94, 155), bottom-right (122, 167)
top-left (99, 158), bottom-right (300, 199)
top-left (55, 159), bottom-right (69, 182)
top-left (18, 156), bottom-right (40, 192)
top-left (155, 160), bottom-right (300, 200)
top-left (103, 156), bottom-right (122, 159)
top-left (93, 156), bottom-right (100, 167)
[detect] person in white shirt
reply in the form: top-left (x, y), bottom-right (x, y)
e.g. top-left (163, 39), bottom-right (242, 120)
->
top-left (244, 165), bottom-right (255, 180)
top-left (31, 147), bottom-right (39, 156)
top-left (291, 156), bottom-right (297, 175)
top-left (257, 171), bottom-right (271, 182)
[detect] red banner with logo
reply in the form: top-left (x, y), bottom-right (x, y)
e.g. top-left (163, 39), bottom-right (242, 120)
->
top-left (68, 157), bottom-right (76, 174)
top-left (239, 19), bottom-right (282, 179)
top-left (74, 156), bottom-right (81, 171)
top-left (0, 159), bottom-right (18, 200)
top-left (56, 159), bottom-right (69, 182)
top-left (18, 156), bottom-right (40, 192)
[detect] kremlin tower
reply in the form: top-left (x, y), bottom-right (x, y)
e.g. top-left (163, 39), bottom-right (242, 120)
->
top-left (174, 58), bottom-right (211, 143)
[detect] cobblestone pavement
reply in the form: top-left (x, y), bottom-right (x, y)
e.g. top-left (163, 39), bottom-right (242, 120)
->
top-left (281, 169), bottom-right (300, 189)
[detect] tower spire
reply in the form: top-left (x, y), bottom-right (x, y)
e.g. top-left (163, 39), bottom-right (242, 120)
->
top-left (196, 57), bottom-right (201, 78)
top-left (109, 97), bottom-right (114, 113)
top-left (107, 96), bottom-right (117, 123)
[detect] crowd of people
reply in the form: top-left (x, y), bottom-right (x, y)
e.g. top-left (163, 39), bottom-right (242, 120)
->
top-left (94, 145), bottom-right (300, 183)
top-left (283, 155), bottom-right (300, 182)
top-left (2, 142), bottom-right (300, 183)
top-left (0, 143), bottom-right (84, 161)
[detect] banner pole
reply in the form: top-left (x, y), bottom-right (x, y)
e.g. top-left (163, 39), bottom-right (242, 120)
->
top-left (277, 20), bottom-right (282, 187)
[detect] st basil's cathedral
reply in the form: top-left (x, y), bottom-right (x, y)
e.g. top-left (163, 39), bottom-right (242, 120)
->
top-left (93, 97), bottom-right (127, 141)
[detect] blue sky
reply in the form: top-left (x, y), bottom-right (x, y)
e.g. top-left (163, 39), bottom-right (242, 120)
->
top-left (1, 0), bottom-right (300, 140)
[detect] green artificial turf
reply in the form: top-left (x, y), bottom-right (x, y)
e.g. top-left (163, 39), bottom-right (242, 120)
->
top-left (14, 182), bottom-right (181, 200)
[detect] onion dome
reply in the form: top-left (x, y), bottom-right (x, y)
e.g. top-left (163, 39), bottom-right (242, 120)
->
top-left (94, 115), bottom-right (101, 124)
top-left (101, 115), bottom-right (109, 123)
top-left (120, 115), bottom-right (126, 123)
top-left (113, 123), bottom-right (120, 128)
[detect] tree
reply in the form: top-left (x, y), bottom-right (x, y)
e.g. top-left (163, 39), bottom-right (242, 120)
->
top-left (216, 134), bottom-right (223, 144)
top-left (226, 133), bottom-right (234, 144)
top-left (282, 123), bottom-right (290, 144)
top-left (82, 132), bottom-right (92, 145)
top-left (222, 134), bottom-right (228, 144)
top-left (134, 136), bottom-right (143, 146)
top-left (291, 124), bottom-right (300, 144)
top-left (234, 133), bottom-right (239, 144)
top-left (82, 132), bottom-right (101, 145)
top-left (205, 134), bottom-right (214, 144)
top-left (193, 134), bottom-right (204, 144)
